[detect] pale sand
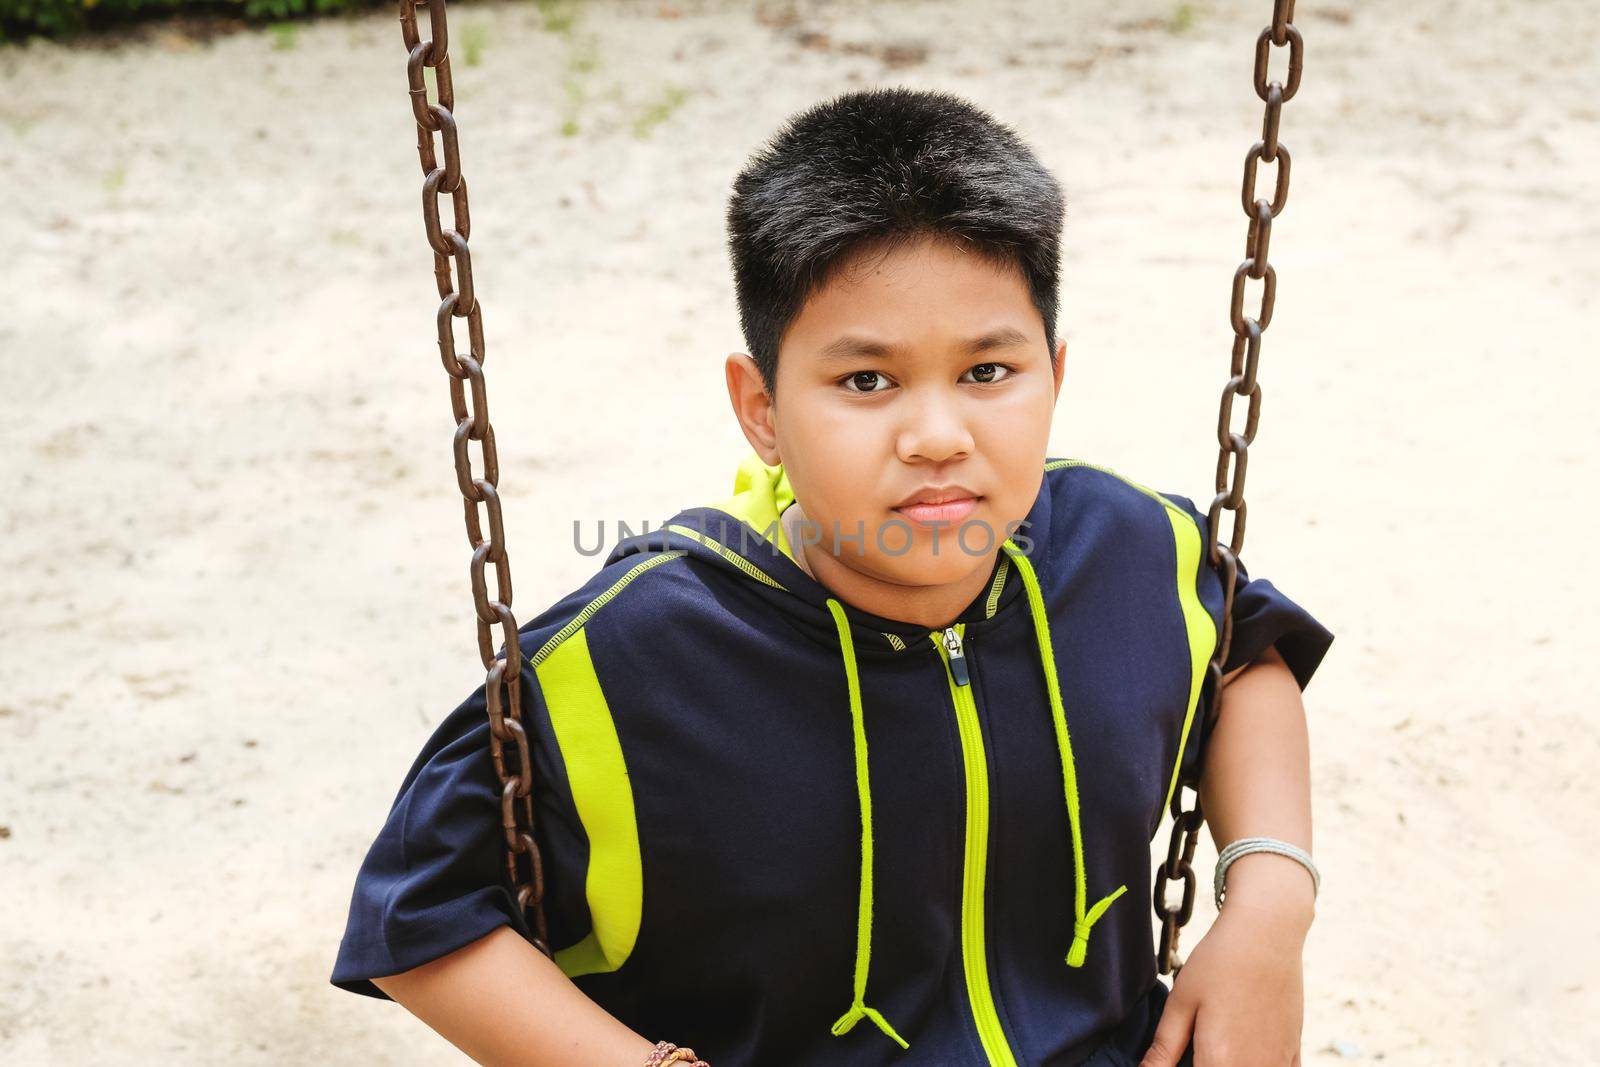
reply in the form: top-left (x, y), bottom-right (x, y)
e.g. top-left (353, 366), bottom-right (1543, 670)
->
top-left (4, 0), bottom-right (1597, 1062)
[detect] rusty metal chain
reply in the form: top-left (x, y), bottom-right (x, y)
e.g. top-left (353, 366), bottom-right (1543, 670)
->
top-left (397, 0), bottom-right (551, 957)
top-left (1155, 0), bottom-right (1302, 977)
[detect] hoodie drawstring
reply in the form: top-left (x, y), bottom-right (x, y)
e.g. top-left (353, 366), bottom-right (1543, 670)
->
top-left (824, 597), bottom-right (911, 1051)
top-left (1002, 539), bottom-right (1129, 967)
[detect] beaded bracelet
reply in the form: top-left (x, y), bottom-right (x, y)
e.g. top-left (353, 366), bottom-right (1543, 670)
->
top-left (644, 1039), bottom-right (710, 1067)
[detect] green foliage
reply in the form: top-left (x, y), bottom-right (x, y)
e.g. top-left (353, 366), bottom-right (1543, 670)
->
top-left (555, 28), bottom-right (595, 136)
top-left (1, 0), bottom-right (388, 43)
top-left (460, 19), bottom-right (485, 66)
top-left (245, 0), bottom-right (362, 19)
top-left (531, 0), bottom-right (575, 36)
top-left (631, 84), bottom-right (688, 139)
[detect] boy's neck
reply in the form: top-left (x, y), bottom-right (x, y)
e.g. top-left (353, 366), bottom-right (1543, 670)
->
top-left (781, 500), bottom-right (996, 631)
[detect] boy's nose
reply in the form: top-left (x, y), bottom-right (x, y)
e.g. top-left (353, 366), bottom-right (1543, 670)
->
top-left (895, 395), bottom-right (976, 466)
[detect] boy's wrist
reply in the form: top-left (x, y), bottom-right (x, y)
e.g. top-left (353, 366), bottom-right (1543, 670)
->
top-left (1218, 852), bottom-right (1316, 939)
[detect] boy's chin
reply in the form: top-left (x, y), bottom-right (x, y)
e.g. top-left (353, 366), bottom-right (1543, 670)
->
top-left (871, 550), bottom-right (995, 590)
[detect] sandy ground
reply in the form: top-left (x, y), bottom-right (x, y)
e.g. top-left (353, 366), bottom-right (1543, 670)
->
top-left (3, 0), bottom-right (1598, 1062)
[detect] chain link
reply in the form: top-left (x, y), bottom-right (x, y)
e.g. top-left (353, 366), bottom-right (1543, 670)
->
top-left (397, 0), bottom-right (551, 957)
top-left (1156, 0), bottom-right (1301, 977)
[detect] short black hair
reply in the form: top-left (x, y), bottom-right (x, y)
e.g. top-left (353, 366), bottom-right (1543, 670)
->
top-left (726, 86), bottom-right (1065, 396)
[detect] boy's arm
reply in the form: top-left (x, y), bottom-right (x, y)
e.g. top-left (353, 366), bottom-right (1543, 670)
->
top-left (1141, 643), bottom-right (1316, 1067)
top-left (1202, 643), bottom-right (1316, 929)
top-left (373, 926), bottom-right (658, 1067)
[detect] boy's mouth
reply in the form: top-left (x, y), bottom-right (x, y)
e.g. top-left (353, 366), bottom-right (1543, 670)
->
top-left (892, 487), bottom-right (983, 528)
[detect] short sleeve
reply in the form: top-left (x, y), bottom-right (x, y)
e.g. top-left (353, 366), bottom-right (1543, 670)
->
top-left (1159, 491), bottom-right (1335, 781)
top-left (329, 662), bottom-right (591, 999)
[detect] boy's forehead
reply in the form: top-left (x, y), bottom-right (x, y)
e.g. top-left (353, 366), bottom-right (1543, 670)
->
top-left (783, 238), bottom-right (1042, 358)
top-left (815, 326), bottom-right (1034, 364)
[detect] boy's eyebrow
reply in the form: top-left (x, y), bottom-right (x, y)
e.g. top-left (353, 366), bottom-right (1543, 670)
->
top-left (816, 326), bottom-right (1032, 363)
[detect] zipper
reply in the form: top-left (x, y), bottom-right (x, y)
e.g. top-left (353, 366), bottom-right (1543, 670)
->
top-left (933, 623), bottom-right (1019, 1067)
top-left (942, 625), bottom-right (971, 685)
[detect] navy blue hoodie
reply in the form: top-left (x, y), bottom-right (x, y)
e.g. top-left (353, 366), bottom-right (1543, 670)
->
top-left (332, 450), bottom-right (1333, 1066)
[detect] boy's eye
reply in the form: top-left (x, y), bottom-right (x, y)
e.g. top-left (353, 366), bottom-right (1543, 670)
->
top-left (840, 364), bottom-right (1013, 393)
top-left (842, 370), bottom-right (891, 394)
top-left (963, 363), bottom-right (1013, 384)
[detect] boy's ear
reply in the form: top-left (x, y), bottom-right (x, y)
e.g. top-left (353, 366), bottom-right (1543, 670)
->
top-left (725, 352), bottom-right (781, 465)
top-left (1052, 338), bottom-right (1067, 402)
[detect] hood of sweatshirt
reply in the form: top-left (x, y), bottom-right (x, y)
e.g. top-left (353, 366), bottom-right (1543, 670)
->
top-left (603, 449), bottom-right (1126, 1051)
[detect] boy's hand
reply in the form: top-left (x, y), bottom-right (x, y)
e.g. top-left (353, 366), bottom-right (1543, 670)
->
top-left (1138, 859), bottom-right (1312, 1067)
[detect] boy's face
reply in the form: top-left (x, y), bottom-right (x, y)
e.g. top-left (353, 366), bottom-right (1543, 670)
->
top-left (728, 233), bottom-right (1066, 607)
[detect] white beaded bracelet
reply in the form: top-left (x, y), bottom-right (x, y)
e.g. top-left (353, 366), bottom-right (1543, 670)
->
top-left (1214, 836), bottom-right (1320, 910)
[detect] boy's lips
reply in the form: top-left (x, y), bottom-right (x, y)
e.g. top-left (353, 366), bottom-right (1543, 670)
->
top-left (892, 495), bottom-right (983, 527)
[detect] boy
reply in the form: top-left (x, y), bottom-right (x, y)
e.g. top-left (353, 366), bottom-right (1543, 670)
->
top-left (332, 87), bottom-right (1334, 1067)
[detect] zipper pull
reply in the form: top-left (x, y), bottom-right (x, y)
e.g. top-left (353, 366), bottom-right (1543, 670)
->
top-left (943, 626), bottom-right (971, 687)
